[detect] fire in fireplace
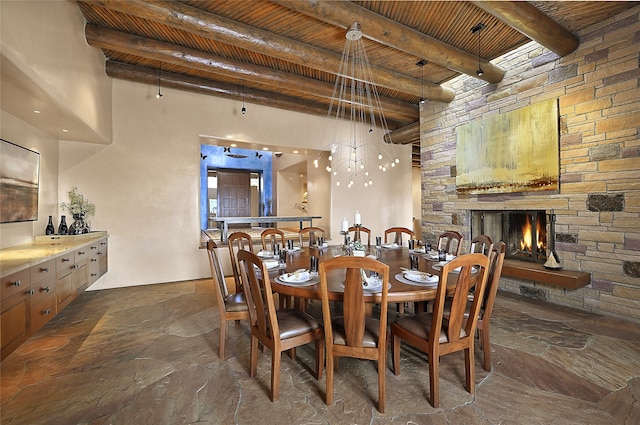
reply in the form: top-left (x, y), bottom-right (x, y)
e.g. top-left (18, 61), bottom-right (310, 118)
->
top-left (471, 210), bottom-right (548, 263)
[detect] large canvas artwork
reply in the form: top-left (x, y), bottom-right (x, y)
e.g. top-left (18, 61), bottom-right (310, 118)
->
top-left (456, 99), bottom-right (559, 195)
top-left (1, 139), bottom-right (40, 223)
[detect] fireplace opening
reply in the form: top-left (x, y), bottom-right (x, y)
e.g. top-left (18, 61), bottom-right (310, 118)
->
top-left (471, 210), bottom-right (549, 263)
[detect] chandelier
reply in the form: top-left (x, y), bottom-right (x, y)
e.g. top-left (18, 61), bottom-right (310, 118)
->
top-left (316, 22), bottom-right (399, 188)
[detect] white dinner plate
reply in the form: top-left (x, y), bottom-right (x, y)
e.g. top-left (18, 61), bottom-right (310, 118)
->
top-left (403, 271), bottom-right (438, 284)
top-left (279, 270), bottom-right (311, 283)
top-left (263, 259), bottom-right (280, 270)
top-left (257, 250), bottom-right (275, 258)
top-left (382, 243), bottom-right (401, 249)
top-left (432, 264), bottom-right (477, 273)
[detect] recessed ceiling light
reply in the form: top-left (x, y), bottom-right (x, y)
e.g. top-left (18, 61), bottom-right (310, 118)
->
top-left (292, 150), bottom-right (299, 154)
top-left (62, 129), bottom-right (69, 133)
top-left (33, 110), bottom-right (41, 114)
top-left (262, 147), bottom-right (269, 151)
top-left (230, 143), bottom-right (237, 147)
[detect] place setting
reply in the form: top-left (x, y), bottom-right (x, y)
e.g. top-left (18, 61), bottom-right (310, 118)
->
top-left (396, 266), bottom-right (440, 286)
top-left (339, 269), bottom-right (391, 293)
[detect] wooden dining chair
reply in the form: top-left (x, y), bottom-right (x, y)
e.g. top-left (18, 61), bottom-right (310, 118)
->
top-left (318, 256), bottom-right (389, 413)
top-left (384, 226), bottom-right (414, 245)
top-left (298, 226), bottom-right (325, 247)
top-left (205, 240), bottom-right (249, 360)
top-left (348, 225), bottom-right (371, 246)
top-left (437, 230), bottom-right (463, 256)
top-left (474, 241), bottom-right (506, 371)
top-left (227, 231), bottom-right (254, 293)
top-left (390, 253), bottom-right (491, 408)
top-left (237, 249), bottom-right (324, 402)
top-left (469, 234), bottom-right (493, 255)
top-left (261, 228), bottom-right (285, 251)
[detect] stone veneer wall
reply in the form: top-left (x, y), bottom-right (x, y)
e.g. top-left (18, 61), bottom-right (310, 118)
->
top-left (419, 6), bottom-right (640, 322)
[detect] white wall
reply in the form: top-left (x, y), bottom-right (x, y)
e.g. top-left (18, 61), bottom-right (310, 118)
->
top-left (1, 0), bottom-right (413, 290)
top-left (59, 80), bottom-right (412, 289)
top-left (0, 112), bottom-right (59, 248)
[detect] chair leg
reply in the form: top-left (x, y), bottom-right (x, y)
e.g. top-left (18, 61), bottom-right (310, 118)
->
top-left (378, 352), bottom-right (386, 413)
top-left (391, 332), bottom-right (401, 375)
top-left (480, 327), bottom-right (491, 372)
top-left (465, 344), bottom-right (475, 394)
top-left (315, 338), bottom-right (324, 380)
top-left (249, 336), bottom-right (259, 377)
top-left (428, 351), bottom-right (439, 408)
top-left (219, 320), bottom-right (227, 360)
top-left (289, 347), bottom-right (296, 359)
top-left (271, 350), bottom-right (281, 401)
top-left (325, 353), bottom-right (334, 406)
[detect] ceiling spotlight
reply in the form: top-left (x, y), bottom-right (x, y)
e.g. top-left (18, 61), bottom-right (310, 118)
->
top-left (156, 62), bottom-right (163, 99)
top-left (416, 59), bottom-right (427, 105)
top-left (471, 23), bottom-right (486, 78)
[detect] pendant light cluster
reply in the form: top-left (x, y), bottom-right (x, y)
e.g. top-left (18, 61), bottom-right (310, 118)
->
top-left (319, 22), bottom-right (399, 189)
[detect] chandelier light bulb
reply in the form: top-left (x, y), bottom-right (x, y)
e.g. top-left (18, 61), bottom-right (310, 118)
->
top-left (365, 171), bottom-right (369, 176)
top-left (347, 166), bottom-right (351, 172)
top-left (364, 182), bottom-right (368, 187)
top-left (336, 181), bottom-right (341, 186)
top-left (333, 171), bottom-right (337, 176)
top-left (360, 163), bottom-right (364, 169)
top-left (382, 166), bottom-right (387, 172)
top-left (369, 179), bottom-right (373, 185)
top-left (391, 162), bottom-right (395, 167)
top-left (328, 155), bottom-right (333, 161)
top-left (395, 158), bottom-right (400, 163)
top-left (313, 159), bottom-right (318, 167)
top-left (378, 153), bottom-right (383, 160)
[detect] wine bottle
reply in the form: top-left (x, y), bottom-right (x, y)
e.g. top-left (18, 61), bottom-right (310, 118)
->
top-left (58, 215), bottom-right (68, 235)
top-left (45, 216), bottom-right (55, 235)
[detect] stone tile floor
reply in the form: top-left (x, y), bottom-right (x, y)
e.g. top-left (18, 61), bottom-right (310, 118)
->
top-left (1, 279), bottom-right (639, 424)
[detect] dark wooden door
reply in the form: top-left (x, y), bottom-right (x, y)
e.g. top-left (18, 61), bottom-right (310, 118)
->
top-left (217, 171), bottom-right (251, 218)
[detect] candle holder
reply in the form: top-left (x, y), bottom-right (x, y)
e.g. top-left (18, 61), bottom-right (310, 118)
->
top-left (353, 223), bottom-right (362, 243)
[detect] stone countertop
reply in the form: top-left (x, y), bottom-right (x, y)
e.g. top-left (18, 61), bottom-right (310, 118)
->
top-left (0, 232), bottom-right (108, 278)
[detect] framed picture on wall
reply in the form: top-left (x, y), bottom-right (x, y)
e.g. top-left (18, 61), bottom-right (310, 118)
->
top-left (0, 139), bottom-right (40, 223)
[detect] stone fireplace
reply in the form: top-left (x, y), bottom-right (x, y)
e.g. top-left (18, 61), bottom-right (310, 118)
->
top-left (471, 210), bottom-right (550, 263)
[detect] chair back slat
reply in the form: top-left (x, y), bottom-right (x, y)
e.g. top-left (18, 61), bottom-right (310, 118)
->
top-left (342, 268), bottom-right (366, 346)
top-left (384, 227), bottom-right (414, 245)
top-left (206, 240), bottom-right (229, 301)
top-left (228, 232), bottom-right (254, 292)
top-left (237, 249), bottom-right (277, 338)
top-left (261, 228), bottom-right (285, 251)
top-left (469, 234), bottom-right (492, 255)
top-left (437, 231), bottom-right (463, 256)
top-left (299, 226), bottom-right (325, 247)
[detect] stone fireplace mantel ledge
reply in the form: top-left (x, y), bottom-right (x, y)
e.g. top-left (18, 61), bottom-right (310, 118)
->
top-left (502, 259), bottom-right (590, 289)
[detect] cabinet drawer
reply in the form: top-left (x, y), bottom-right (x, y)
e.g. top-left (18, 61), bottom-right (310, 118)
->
top-left (56, 252), bottom-right (75, 272)
top-left (1, 290), bottom-right (30, 359)
top-left (75, 247), bottom-right (89, 265)
top-left (31, 259), bottom-right (56, 284)
top-left (57, 272), bottom-right (75, 312)
top-left (1, 269), bottom-right (31, 301)
top-left (30, 293), bottom-right (56, 334)
top-left (31, 275), bottom-right (56, 306)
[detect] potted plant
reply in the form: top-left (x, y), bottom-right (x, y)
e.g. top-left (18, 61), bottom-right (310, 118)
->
top-left (352, 240), bottom-right (366, 256)
top-left (60, 186), bottom-right (96, 235)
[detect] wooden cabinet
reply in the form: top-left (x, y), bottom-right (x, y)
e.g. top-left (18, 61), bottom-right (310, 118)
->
top-left (1, 269), bottom-right (31, 359)
top-left (29, 259), bottom-right (56, 334)
top-left (1, 235), bottom-right (108, 360)
top-left (88, 238), bottom-right (108, 286)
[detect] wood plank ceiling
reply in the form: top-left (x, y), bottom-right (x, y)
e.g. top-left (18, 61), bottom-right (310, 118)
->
top-left (76, 0), bottom-right (637, 167)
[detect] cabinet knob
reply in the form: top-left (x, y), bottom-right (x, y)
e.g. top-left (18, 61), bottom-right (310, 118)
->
top-left (43, 286), bottom-right (51, 292)
top-left (91, 258), bottom-right (97, 262)
top-left (43, 309), bottom-right (51, 315)
top-left (62, 258), bottom-right (70, 262)
top-left (97, 252), bottom-right (104, 255)
top-left (74, 265), bottom-right (79, 270)
top-left (28, 289), bottom-right (35, 295)
top-left (12, 280), bottom-right (21, 286)
top-left (78, 251), bottom-right (85, 255)
top-left (41, 267), bottom-right (50, 272)
top-left (91, 273), bottom-right (98, 277)
top-left (101, 242), bottom-right (106, 245)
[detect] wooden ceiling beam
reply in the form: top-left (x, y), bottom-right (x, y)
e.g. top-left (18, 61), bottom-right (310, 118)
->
top-left (105, 61), bottom-right (348, 119)
top-left (272, 0), bottom-right (505, 84)
top-left (472, 1), bottom-right (579, 57)
top-left (85, 24), bottom-right (418, 124)
top-left (83, 0), bottom-right (454, 103)
top-left (384, 121), bottom-right (420, 145)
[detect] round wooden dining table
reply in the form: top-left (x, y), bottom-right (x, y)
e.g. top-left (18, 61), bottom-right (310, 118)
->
top-left (266, 244), bottom-right (458, 304)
